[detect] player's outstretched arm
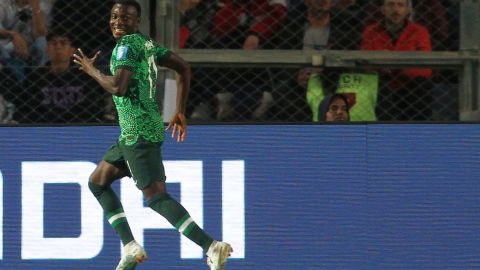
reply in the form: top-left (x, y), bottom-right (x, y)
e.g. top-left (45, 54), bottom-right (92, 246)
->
top-left (73, 48), bottom-right (132, 96)
top-left (163, 52), bottom-right (191, 142)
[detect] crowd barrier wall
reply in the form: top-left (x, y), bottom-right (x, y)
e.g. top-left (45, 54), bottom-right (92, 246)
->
top-left (0, 124), bottom-right (478, 269)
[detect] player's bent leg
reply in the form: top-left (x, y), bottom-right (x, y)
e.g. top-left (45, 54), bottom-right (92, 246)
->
top-left (89, 160), bottom-right (126, 186)
top-left (143, 181), bottom-right (215, 251)
top-left (89, 161), bottom-right (145, 269)
top-left (143, 182), bottom-right (233, 268)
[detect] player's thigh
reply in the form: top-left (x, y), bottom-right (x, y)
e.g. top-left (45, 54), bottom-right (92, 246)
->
top-left (120, 138), bottom-right (166, 190)
top-left (90, 142), bottom-right (129, 185)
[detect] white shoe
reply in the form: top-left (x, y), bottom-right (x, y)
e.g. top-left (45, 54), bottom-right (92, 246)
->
top-left (206, 240), bottom-right (233, 270)
top-left (115, 240), bottom-right (148, 270)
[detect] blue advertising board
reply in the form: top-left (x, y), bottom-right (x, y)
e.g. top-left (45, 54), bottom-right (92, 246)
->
top-left (0, 124), bottom-right (479, 269)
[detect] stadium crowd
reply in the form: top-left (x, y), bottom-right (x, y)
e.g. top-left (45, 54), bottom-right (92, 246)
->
top-left (0, 0), bottom-right (460, 124)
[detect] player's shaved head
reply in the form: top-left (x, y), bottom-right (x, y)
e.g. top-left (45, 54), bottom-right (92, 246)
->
top-left (114, 0), bottom-right (141, 17)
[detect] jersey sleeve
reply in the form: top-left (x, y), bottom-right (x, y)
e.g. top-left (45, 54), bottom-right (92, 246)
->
top-left (113, 35), bottom-right (142, 71)
top-left (154, 44), bottom-right (171, 64)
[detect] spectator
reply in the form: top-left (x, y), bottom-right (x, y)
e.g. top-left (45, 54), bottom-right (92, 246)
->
top-left (361, 0), bottom-right (433, 121)
top-left (368, 0), bottom-right (455, 51)
top-left (50, 0), bottom-right (114, 67)
top-left (195, 0), bottom-right (288, 121)
top-left (413, 0), bottom-right (459, 120)
top-left (212, 0), bottom-right (288, 49)
top-left (336, 72), bottom-right (379, 121)
top-left (17, 29), bottom-right (105, 123)
top-left (268, 68), bottom-right (315, 121)
top-left (270, 0), bottom-right (361, 122)
top-left (0, 0), bottom-right (49, 82)
top-left (275, 0), bottom-right (362, 50)
top-left (179, 0), bottom-right (218, 49)
top-left (318, 93), bottom-right (350, 122)
top-left (178, 0), bottom-right (222, 121)
top-left (413, 0), bottom-right (450, 51)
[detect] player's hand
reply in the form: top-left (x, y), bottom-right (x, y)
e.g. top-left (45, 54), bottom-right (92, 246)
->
top-left (166, 112), bottom-right (187, 142)
top-left (73, 48), bottom-right (100, 76)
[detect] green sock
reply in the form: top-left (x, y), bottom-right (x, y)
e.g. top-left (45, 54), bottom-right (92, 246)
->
top-left (148, 193), bottom-right (214, 251)
top-left (89, 182), bottom-right (134, 245)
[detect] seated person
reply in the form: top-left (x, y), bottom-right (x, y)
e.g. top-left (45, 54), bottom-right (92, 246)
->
top-left (0, 0), bottom-right (48, 82)
top-left (17, 29), bottom-right (104, 123)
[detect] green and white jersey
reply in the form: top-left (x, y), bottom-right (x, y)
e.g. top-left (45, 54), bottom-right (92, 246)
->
top-left (110, 33), bottom-right (171, 145)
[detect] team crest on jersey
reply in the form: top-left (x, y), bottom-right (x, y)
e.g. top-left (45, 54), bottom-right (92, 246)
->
top-left (145, 41), bottom-right (154, 50)
top-left (117, 46), bottom-right (128, 60)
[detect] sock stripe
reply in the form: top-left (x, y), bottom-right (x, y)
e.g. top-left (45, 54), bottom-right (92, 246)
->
top-left (106, 208), bottom-right (124, 219)
top-left (175, 215), bottom-right (191, 229)
top-left (111, 217), bottom-right (127, 229)
top-left (182, 222), bottom-right (196, 236)
top-left (178, 217), bottom-right (194, 234)
top-left (108, 212), bottom-right (126, 225)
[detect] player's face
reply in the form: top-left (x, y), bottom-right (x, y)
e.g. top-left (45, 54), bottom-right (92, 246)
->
top-left (382, 0), bottom-right (410, 27)
top-left (325, 97), bottom-right (349, 122)
top-left (46, 36), bottom-right (76, 64)
top-left (110, 4), bottom-right (139, 40)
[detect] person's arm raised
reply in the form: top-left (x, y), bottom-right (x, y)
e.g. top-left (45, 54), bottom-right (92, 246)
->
top-left (73, 49), bottom-right (132, 96)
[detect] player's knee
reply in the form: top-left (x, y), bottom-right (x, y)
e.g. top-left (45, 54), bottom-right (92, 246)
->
top-left (89, 168), bottom-right (112, 186)
top-left (88, 181), bottom-right (107, 198)
top-left (147, 192), bottom-right (171, 207)
top-left (89, 168), bottom-right (102, 184)
top-left (142, 181), bottom-right (167, 199)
